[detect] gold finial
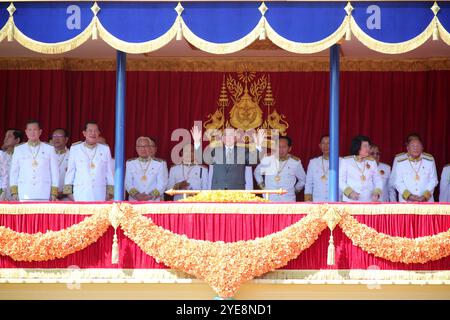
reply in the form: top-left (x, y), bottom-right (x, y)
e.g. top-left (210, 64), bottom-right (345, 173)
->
top-left (91, 2), bottom-right (100, 16)
top-left (258, 2), bottom-right (268, 16)
top-left (7, 3), bottom-right (15, 16)
top-left (431, 2), bottom-right (440, 16)
top-left (175, 2), bottom-right (184, 16)
top-left (344, 2), bottom-right (353, 16)
top-left (218, 76), bottom-right (229, 107)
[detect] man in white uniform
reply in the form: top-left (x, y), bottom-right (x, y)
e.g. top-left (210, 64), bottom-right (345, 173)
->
top-left (125, 136), bottom-right (168, 201)
top-left (439, 164), bottom-right (450, 202)
top-left (1, 128), bottom-right (23, 200)
top-left (0, 151), bottom-right (7, 200)
top-left (52, 128), bottom-right (70, 200)
top-left (10, 120), bottom-right (59, 201)
top-left (395, 138), bottom-right (438, 202)
top-left (304, 135), bottom-right (342, 202)
top-left (64, 122), bottom-right (114, 201)
top-left (168, 144), bottom-right (208, 201)
top-left (389, 133), bottom-right (437, 201)
top-left (370, 144), bottom-right (396, 202)
top-left (254, 136), bottom-right (306, 202)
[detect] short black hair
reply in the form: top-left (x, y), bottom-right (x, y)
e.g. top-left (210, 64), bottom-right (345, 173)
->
top-left (6, 128), bottom-right (23, 143)
top-left (405, 132), bottom-right (421, 145)
top-left (84, 121), bottom-right (99, 131)
top-left (319, 134), bottom-right (329, 143)
top-left (350, 135), bottom-right (371, 156)
top-left (26, 119), bottom-right (40, 129)
top-left (279, 136), bottom-right (292, 147)
top-left (52, 128), bottom-right (69, 138)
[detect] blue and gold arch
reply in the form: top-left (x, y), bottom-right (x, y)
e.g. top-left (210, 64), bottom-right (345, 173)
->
top-left (0, 1), bottom-right (449, 55)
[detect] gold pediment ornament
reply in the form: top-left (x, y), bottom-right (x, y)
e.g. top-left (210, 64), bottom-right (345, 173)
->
top-left (204, 67), bottom-right (289, 147)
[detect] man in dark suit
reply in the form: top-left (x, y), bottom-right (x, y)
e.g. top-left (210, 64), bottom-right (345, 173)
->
top-left (191, 126), bottom-right (265, 190)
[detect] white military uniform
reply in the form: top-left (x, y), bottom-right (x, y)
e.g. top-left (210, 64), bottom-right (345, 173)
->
top-left (0, 151), bottom-right (7, 200)
top-left (64, 141), bottom-right (114, 201)
top-left (0, 150), bottom-right (13, 200)
top-left (304, 156), bottom-right (343, 202)
top-left (125, 157), bottom-right (168, 201)
top-left (339, 156), bottom-right (383, 202)
top-left (377, 162), bottom-right (396, 202)
top-left (168, 164), bottom-right (208, 201)
top-left (55, 148), bottom-right (70, 199)
top-left (10, 141), bottom-right (59, 201)
top-left (390, 152), bottom-right (437, 201)
top-left (254, 154), bottom-right (306, 202)
top-left (394, 154), bottom-right (438, 202)
top-left (439, 165), bottom-right (450, 202)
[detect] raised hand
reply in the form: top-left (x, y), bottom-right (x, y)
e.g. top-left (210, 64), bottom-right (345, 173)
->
top-left (190, 125), bottom-right (202, 145)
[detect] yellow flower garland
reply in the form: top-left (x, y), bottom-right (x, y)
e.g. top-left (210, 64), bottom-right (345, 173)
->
top-left (118, 203), bottom-right (327, 297)
top-left (0, 203), bottom-right (449, 297)
top-left (339, 213), bottom-right (450, 264)
top-left (0, 212), bottom-right (110, 261)
top-left (178, 191), bottom-right (269, 202)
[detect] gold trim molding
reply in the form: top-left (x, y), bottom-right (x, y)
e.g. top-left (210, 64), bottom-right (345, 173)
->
top-left (0, 57), bottom-right (450, 72)
top-left (0, 268), bottom-right (449, 285)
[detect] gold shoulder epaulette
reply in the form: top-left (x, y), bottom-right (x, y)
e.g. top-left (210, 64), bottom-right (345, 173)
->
top-left (423, 152), bottom-right (434, 160)
top-left (153, 157), bottom-right (165, 162)
top-left (395, 152), bottom-right (406, 157)
top-left (15, 142), bottom-right (25, 147)
top-left (366, 156), bottom-right (375, 161)
top-left (423, 152), bottom-right (433, 157)
top-left (290, 155), bottom-right (300, 161)
top-left (423, 157), bottom-right (433, 161)
top-left (72, 141), bottom-right (82, 146)
top-left (344, 155), bottom-right (353, 159)
top-left (398, 158), bottom-right (408, 163)
top-left (126, 157), bottom-right (137, 162)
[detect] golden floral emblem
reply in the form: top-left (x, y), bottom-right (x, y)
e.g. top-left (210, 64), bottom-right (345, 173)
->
top-left (204, 67), bottom-right (289, 146)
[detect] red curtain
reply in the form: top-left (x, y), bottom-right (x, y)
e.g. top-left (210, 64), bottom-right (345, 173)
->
top-left (1, 212), bottom-right (449, 270)
top-left (0, 70), bottom-right (449, 177)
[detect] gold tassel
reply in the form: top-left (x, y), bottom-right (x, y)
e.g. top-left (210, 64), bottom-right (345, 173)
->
top-left (111, 233), bottom-right (119, 264)
top-left (7, 19), bottom-right (14, 42)
top-left (259, 21), bottom-right (266, 40)
top-left (345, 25), bottom-right (351, 41)
top-left (433, 23), bottom-right (439, 41)
top-left (327, 233), bottom-right (335, 265)
top-left (176, 20), bottom-right (183, 41)
top-left (92, 19), bottom-right (98, 40)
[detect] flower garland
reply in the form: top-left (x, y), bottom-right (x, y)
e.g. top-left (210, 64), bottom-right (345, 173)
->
top-left (339, 213), bottom-right (450, 264)
top-left (118, 203), bottom-right (327, 297)
top-left (178, 191), bottom-right (269, 202)
top-left (0, 211), bottom-right (110, 261)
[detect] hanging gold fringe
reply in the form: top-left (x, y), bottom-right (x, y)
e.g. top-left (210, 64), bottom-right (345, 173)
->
top-left (13, 19), bottom-right (95, 54)
top-left (0, 203), bottom-right (111, 215)
top-left (350, 16), bottom-right (435, 54)
top-left (265, 15), bottom-right (349, 54)
top-left (438, 19), bottom-right (450, 46)
top-left (96, 16), bottom-right (178, 54)
top-left (181, 17), bottom-right (263, 55)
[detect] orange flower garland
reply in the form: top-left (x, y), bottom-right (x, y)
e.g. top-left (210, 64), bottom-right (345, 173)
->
top-left (0, 212), bottom-right (110, 261)
top-left (339, 213), bottom-right (450, 264)
top-left (118, 203), bottom-right (327, 297)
